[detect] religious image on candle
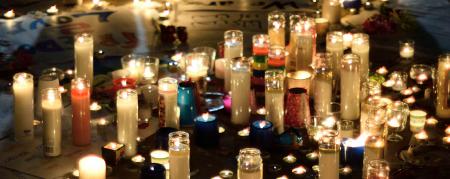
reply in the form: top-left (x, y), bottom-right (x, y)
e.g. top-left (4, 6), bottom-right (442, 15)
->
top-left (223, 30), bottom-right (243, 92)
top-left (13, 72), bottom-right (34, 141)
top-left (116, 89), bottom-right (138, 157)
top-left (41, 88), bottom-right (62, 157)
top-left (74, 33), bottom-right (94, 87)
top-left (340, 54), bottom-right (361, 121)
top-left (268, 11), bottom-right (286, 47)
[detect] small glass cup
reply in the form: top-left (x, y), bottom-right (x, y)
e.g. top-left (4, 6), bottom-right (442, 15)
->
top-left (192, 46), bottom-right (216, 75)
top-left (399, 40), bottom-right (414, 59)
top-left (141, 57), bottom-right (159, 84)
top-left (366, 159), bottom-right (390, 179)
top-left (237, 148), bottom-right (263, 179)
top-left (338, 120), bottom-right (354, 139)
top-left (409, 64), bottom-right (433, 85)
top-left (387, 101), bottom-right (409, 142)
top-left (388, 71), bottom-right (408, 91)
top-left (121, 54), bottom-right (146, 82)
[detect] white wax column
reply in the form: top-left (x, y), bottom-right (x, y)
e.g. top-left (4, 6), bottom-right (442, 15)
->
top-left (74, 33), bottom-right (94, 87)
top-left (231, 61), bottom-right (251, 125)
top-left (224, 44), bottom-right (243, 91)
top-left (322, 0), bottom-right (341, 24)
top-left (41, 89), bottom-right (62, 157)
top-left (340, 54), bottom-right (361, 120)
top-left (352, 34), bottom-right (370, 80)
top-left (319, 148), bottom-right (339, 179)
top-left (268, 11), bottom-right (285, 47)
top-left (78, 155), bottom-right (106, 179)
top-left (314, 78), bottom-right (332, 117)
top-left (116, 89), bottom-right (138, 157)
top-left (214, 58), bottom-right (226, 79)
top-left (436, 55), bottom-right (450, 118)
top-left (36, 75), bottom-right (59, 118)
top-left (265, 90), bottom-right (284, 134)
top-left (158, 77), bottom-right (179, 129)
top-left (238, 170), bottom-right (263, 179)
top-left (13, 73), bottom-right (34, 141)
top-left (326, 32), bottom-right (344, 82)
top-left (295, 33), bottom-right (313, 70)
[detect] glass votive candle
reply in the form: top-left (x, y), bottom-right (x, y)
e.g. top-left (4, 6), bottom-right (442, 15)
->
top-left (409, 110), bottom-right (427, 133)
top-left (399, 40), bottom-right (414, 59)
top-left (387, 101), bottom-right (409, 142)
top-left (268, 45), bottom-right (287, 69)
top-left (286, 70), bottom-right (312, 92)
top-left (250, 120), bottom-right (274, 150)
top-left (343, 32), bottom-right (353, 49)
top-left (366, 159), bottom-right (390, 179)
top-left (338, 120), bottom-right (354, 139)
top-left (194, 113), bottom-right (219, 147)
top-left (192, 46), bottom-right (216, 75)
top-left (184, 52), bottom-right (209, 82)
top-left (150, 150), bottom-right (169, 169)
top-left (409, 64), bottom-right (433, 85)
top-left (121, 54), bottom-right (146, 82)
top-left (388, 71), bottom-right (408, 91)
top-left (361, 80), bottom-right (382, 101)
top-left (237, 148), bottom-right (263, 179)
top-left (141, 57), bottom-right (160, 84)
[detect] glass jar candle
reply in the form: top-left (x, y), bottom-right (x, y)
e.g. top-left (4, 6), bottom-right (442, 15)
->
top-left (237, 148), bottom-right (263, 179)
top-left (121, 54), bottom-right (145, 82)
top-left (252, 34), bottom-right (269, 70)
top-left (326, 31), bottom-right (344, 91)
top-left (184, 52), bottom-right (209, 82)
top-left (399, 40), bottom-right (414, 59)
top-left (291, 16), bottom-right (316, 71)
top-left (141, 56), bottom-right (160, 84)
top-left (74, 33), bottom-right (94, 87)
top-left (388, 71), bottom-right (408, 91)
top-left (231, 57), bottom-right (251, 125)
top-left (192, 46), bottom-right (216, 75)
top-left (268, 45), bottom-right (287, 69)
top-left (286, 70), bottom-right (312, 92)
top-left (285, 88), bottom-right (311, 128)
top-left (361, 96), bottom-right (391, 137)
top-left (41, 88), bottom-right (62, 157)
top-left (312, 53), bottom-right (333, 117)
top-left (409, 110), bottom-right (427, 133)
top-left (387, 101), bottom-right (409, 142)
top-left (169, 131), bottom-right (190, 179)
top-left (265, 69), bottom-right (285, 134)
top-left (71, 78), bottom-right (91, 146)
top-left (409, 64), bottom-right (432, 85)
top-left (36, 73), bottom-right (59, 119)
top-left (340, 54), bottom-right (361, 121)
top-left (322, 0), bottom-right (341, 24)
top-left (436, 54), bottom-right (450, 118)
top-left (287, 14), bottom-right (300, 72)
top-left (158, 77), bottom-right (179, 129)
top-left (268, 11), bottom-right (286, 47)
top-left (223, 30), bottom-right (244, 92)
top-left (319, 130), bottom-right (340, 179)
top-left (116, 89), bottom-right (138, 158)
top-left (351, 33), bottom-right (370, 80)
top-left (366, 159), bottom-right (390, 179)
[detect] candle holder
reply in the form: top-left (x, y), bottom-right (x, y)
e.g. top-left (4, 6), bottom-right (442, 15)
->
top-left (311, 53), bottom-right (333, 117)
top-left (319, 130), bottom-right (340, 179)
top-left (192, 46), bottom-right (217, 75)
top-left (399, 40), bottom-right (415, 59)
top-left (237, 148), bottom-right (263, 179)
top-left (361, 80), bottom-right (382, 101)
top-left (252, 34), bottom-right (269, 70)
top-left (141, 56), bottom-right (159, 85)
top-left (363, 136), bottom-right (385, 178)
top-left (409, 110), bottom-right (427, 133)
top-left (388, 71), bottom-right (408, 91)
top-left (71, 78), bottom-right (91, 146)
top-left (78, 155), bottom-right (106, 179)
top-left (177, 81), bottom-right (198, 126)
top-left (265, 69), bottom-right (285, 134)
top-left (36, 73), bottom-right (60, 119)
top-left (158, 77), bottom-right (179, 129)
top-left (306, 116), bottom-right (324, 142)
top-left (223, 30), bottom-right (243, 92)
top-left (194, 113), bottom-right (219, 148)
top-left (185, 52), bottom-right (209, 82)
top-left (436, 54), bottom-right (450, 118)
top-left (351, 33), bottom-right (370, 80)
top-left (290, 16), bottom-right (316, 71)
top-left (338, 120), bottom-right (354, 139)
top-left (322, 0), bottom-right (341, 24)
top-left (141, 163), bottom-right (166, 179)
top-left (150, 150), bottom-right (169, 169)
top-left (121, 54), bottom-right (146, 82)
top-left (74, 33), bottom-right (94, 87)
top-left (116, 89), bottom-right (138, 158)
top-left (41, 88), bottom-right (62, 157)
top-left (326, 31), bottom-right (344, 94)
top-left (268, 46), bottom-right (287, 70)
top-left (230, 57), bottom-right (251, 125)
top-left (409, 64), bottom-right (432, 85)
top-left (250, 120), bottom-right (274, 150)
top-left (286, 70), bottom-right (312, 92)
top-left (268, 11), bottom-right (286, 47)
top-left (101, 142), bottom-right (125, 166)
top-left (340, 54), bottom-right (361, 121)
top-left (387, 101), bottom-right (409, 142)
top-left (366, 159), bottom-right (390, 179)
top-left (285, 88), bottom-right (311, 128)
top-left (168, 131), bottom-right (190, 179)
top-left (361, 96), bottom-right (390, 137)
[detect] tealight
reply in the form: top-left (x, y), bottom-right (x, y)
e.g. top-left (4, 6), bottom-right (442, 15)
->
top-left (72, 169), bottom-right (80, 177)
top-left (4, 10), bottom-right (15, 19)
top-left (399, 40), bottom-right (415, 59)
top-left (219, 169), bottom-right (233, 178)
top-left (97, 118), bottom-right (109, 126)
top-left (292, 165), bottom-right (307, 175)
top-left (218, 126), bottom-right (226, 134)
top-left (46, 5), bottom-right (58, 15)
top-left (211, 176), bottom-right (222, 179)
top-left (237, 127), bottom-right (250, 137)
top-left (426, 117), bottom-right (438, 126)
top-left (150, 150), bottom-right (169, 169)
top-left (66, 69), bottom-right (74, 76)
top-left (312, 165), bottom-right (319, 173)
top-left (411, 86), bottom-right (421, 93)
top-left (340, 166), bottom-right (352, 175)
top-left (376, 66), bottom-right (388, 75)
top-left (58, 86), bottom-right (67, 93)
top-left (131, 154), bottom-right (145, 164)
top-left (414, 130), bottom-right (428, 141)
top-left (443, 136), bottom-right (450, 144)
top-left (382, 80), bottom-right (395, 88)
top-left (403, 96), bottom-right (415, 105)
top-left (90, 101), bottom-right (102, 111)
top-left (283, 154), bottom-right (297, 164)
top-left (400, 88), bottom-right (413, 96)
top-left (256, 107), bottom-right (267, 115)
top-left (306, 151), bottom-right (318, 160)
top-left (276, 175), bottom-right (288, 179)
top-left (446, 126), bottom-right (450, 135)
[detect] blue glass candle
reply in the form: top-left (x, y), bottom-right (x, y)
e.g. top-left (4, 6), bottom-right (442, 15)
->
top-left (250, 120), bottom-right (274, 150)
top-left (194, 113), bottom-right (219, 147)
top-left (340, 138), bottom-right (365, 168)
top-left (140, 163), bottom-right (166, 179)
top-left (178, 81), bottom-right (197, 126)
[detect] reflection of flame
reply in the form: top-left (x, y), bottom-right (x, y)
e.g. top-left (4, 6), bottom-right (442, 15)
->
top-left (121, 80), bottom-right (128, 87)
top-left (415, 131), bottom-right (428, 140)
top-left (259, 121), bottom-right (267, 128)
top-left (4, 10), bottom-right (15, 18)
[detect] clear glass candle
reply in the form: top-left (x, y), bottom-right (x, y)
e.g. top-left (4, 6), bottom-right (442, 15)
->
top-left (116, 89), bottom-right (138, 158)
top-left (268, 45), bottom-right (287, 69)
top-left (436, 54), bottom-right (450, 118)
top-left (312, 53), bottom-right (333, 117)
top-left (238, 148), bottom-right (263, 179)
top-left (322, 0), bottom-right (341, 24)
top-left (387, 101), bottom-right (409, 142)
top-left (409, 64), bottom-right (432, 85)
top-left (121, 54), bottom-right (146, 82)
top-left (252, 34), bottom-right (269, 71)
top-left (351, 33), bottom-right (370, 80)
top-left (169, 131), bottom-right (190, 179)
top-left (141, 56), bottom-right (159, 84)
top-left (231, 57), bottom-right (251, 125)
top-left (326, 31), bottom-right (344, 91)
top-left (184, 52), bottom-right (209, 82)
top-left (41, 88), bottom-right (62, 157)
top-left (286, 70), bottom-right (312, 91)
top-left (340, 54), bottom-right (361, 121)
top-left (158, 77), bottom-right (179, 129)
top-left (366, 159), bottom-right (390, 179)
top-left (399, 40), bottom-right (414, 59)
top-left (268, 11), bottom-right (286, 47)
top-left (265, 69), bottom-right (285, 134)
top-left (361, 96), bottom-right (390, 137)
top-left (224, 30), bottom-right (244, 92)
top-left (192, 46), bottom-right (217, 75)
top-left (319, 130), bottom-right (340, 179)
top-left (291, 16), bottom-right (316, 71)
top-left (74, 33), bottom-right (94, 87)
top-left (287, 14), bottom-right (300, 72)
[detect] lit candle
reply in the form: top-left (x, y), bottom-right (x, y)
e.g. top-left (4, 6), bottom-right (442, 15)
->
top-left (185, 53), bottom-right (209, 82)
top-left (382, 79), bottom-right (395, 88)
top-left (169, 131), bottom-right (190, 179)
top-left (158, 77), bottom-right (179, 129)
top-left (116, 89), bottom-right (138, 157)
top-left (376, 66), bottom-right (388, 76)
top-left (340, 54), bottom-right (361, 120)
top-left (322, 0), bottom-right (341, 24)
top-left (250, 120), bottom-right (274, 149)
top-left (46, 5), bottom-right (59, 15)
top-left (237, 127), bottom-right (250, 137)
top-left (409, 110), bottom-right (427, 133)
top-left (286, 71), bottom-right (312, 91)
top-left (315, 18), bottom-right (329, 36)
top-left (445, 126), bottom-right (450, 135)
top-left (3, 10), bottom-right (15, 19)
top-left (351, 33), bottom-right (370, 80)
top-left (414, 130), bottom-right (428, 143)
top-left (400, 88), bottom-right (413, 96)
top-left (399, 40), bottom-right (414, 59)
top-left (131, 154), bottom-right (146, 166)
top-left (363, 136), bottom-right (385, 178)
top-left (283, 154), bottom-right (297, 164)
top-left (13, 73), bottom-right (34, 141)
top-left (403, 96), bottom-right (416, 105)
top-left (292, 165), bottom-right (307, 175)
top-left (443, 136), bottom-right (450, 145)
top-left (252, 34), bottom-right (269, 70)
top-left (78, 155), bottom-right (106, 179)
top-left (341, 136), bottom-right (365, 168)
top-left (268, 11), bottom-right (285, 47)
top-left (194, 113), bottom-right (219, 147)
top-left (306, 151), bottom-right (319, 160)
top-left (326, 31), bottom-right (344, 86)
top-left (319, 130), bottom-right (340, 179)
top-left (312, 53), bottom-right (333, 117)
top-left (366, 160), bottom-right (390, 179)
top-left (436, 54), bottom-right (450, 118)
top-left (237, 148), bottom-right (263, 179)
top-left (151, 150), bottom-right (169, 169)
top-left (389, 71), bottom-right (408, 91)
top-left (268, 46), bottom-right (286, 69)
top-left (140, 163), bottom-right (166, 179)
top-left (71, 78), bottom-right (91, 146)
top-left (141, 57), bottom-right (159, 84)
top-left (426, 117), bottom-right (438, 126)
top-left (231, 57), bottom-right (251, 125)
top-left (74, 33), bottom-right (94, 88)
top-left (41, 88), bottom-right (62, 157)
top-left (214, 58), bottom-right (226, 79)
top-left (101, 142), bottom-right (125, 166)
top-left (223, 30), bottom-right (243, 92)
top-left (113, 77), bottom-right (136, 92)
top-left (121, 54), bottom-right (145, 82)
top-left (291, 17), bottom-right (316, 71)
top-left (265, 70), bottom-right (285, 134)
top-left (343, 33), bottom-right (353, 49)
top-left (36, 74), bottom-right (59, 118)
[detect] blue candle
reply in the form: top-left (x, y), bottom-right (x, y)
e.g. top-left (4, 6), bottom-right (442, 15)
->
top-left (340, 138), bottom-right (365, 168)
top-left (140, 163), bottom-right (166, 179)
top-left (194, 113), bottom-right (219, 147)
top-left (178, 81), bottom-right (197, 126)
top-left (250, 120), bottom-right (274, 150)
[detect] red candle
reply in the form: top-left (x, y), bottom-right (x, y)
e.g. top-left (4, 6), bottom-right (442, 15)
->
top-left (71, 78), bottom-right (91, 146)
top-left (252, 34), bottom-right (269, 56)
top-left (113, 77), bottom-right (136, 92)
top-left (253, 46), bottom-right (269, 56)
top-left (268, 46), bottom-right (286, 68)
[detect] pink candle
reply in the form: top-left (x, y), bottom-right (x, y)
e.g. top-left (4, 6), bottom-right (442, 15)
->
top-left (71, 78), bottom-right (91, 146)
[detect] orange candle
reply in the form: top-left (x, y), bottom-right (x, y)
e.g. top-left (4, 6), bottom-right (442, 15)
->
top-left (71, 78), bottom-right (91, 146)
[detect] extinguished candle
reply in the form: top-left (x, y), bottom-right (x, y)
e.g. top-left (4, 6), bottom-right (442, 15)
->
top-left (224, 30), bottom-right (243, 92)
top-left (13, 72), bottom-right (34, 141)
top-left (352, 33), bottom-right (370, 80)
top-left (231, 57), bottom-right (251, 125)
top-left (78, 155), bottom-right (106, 179)
top-left (268, 11), bottom-right (285, 47)
top-left (265, 70), bottom-right (285, 134)
top-left (169, 131), bottom-right (190, 179)
top-left (41, 88), bottom-right (62, 157)
top-left (116, 89), bottom-right (138, 157)
top-left (340, 54), bottom-right (361, 120)
top-left (71, 78), bottom-right (91, 146)
top-left (436, 54), bottom-right (450, 118)
top-left (322, 0), bottom-right (341, 24)
top-left (158, 77), bottom-right (179, 129)
top-left (74, 33), bottom-right (94, 87)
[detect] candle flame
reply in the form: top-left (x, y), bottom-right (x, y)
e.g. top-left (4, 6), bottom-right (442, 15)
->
top-left (121, 80), bottom-right (127, 87)
top-left (376, 66), bottom-right (388, 75)
top-left (426, 117), bottom-right (438, 125)
top-left (443, 136), bottom-right (450, 144)
top-left (292, 166), bottom-right (307, 175)
top-left (47, 5), bottom-right (58, 14)
top-left (415, 130), bottom-right (428, 140)
top-left (445, 126), bottom-right (450, 135)
top-left (403, 96), bottom-right (415, 104)
top-left (258, 121), bottom-right (267, 128)
top-left (4, 10), bottom-right (15, 18)
top-left (416, 73), bottom-right (428, 82)
top-left (202, 113), bottom-right (209, 120)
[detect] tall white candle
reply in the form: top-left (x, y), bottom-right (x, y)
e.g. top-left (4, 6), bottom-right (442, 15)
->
top-left (169, 131), bottom-right (190, 179)
top-left (326, 31), bottom-right (344, 91)
top-left (36, 74), bottom-right (59, 118)
top-left (158, 77), bottom-right (179, 129)
top-left (268, 11), bottom-right (285, 47)
top-left (74, 33), bottom-right (94, 87)
top-left (312, 53), bottom-right (333, 117)
top-left (436, 54), bottom-right (450, 118)
top-left (265, 70), bottom-right (285, 134)
top-left (319, 130), bottom-right (339, 179)
top-left (41, 88), bottom-right (62, 157)
top-left (292, 17), bottom-right (316, 71)
top-left (78, 155), bottom-right (106, 179)
top-left (231, 57), bottom-right (251, 125)
top-left (287, 14), bottom-right (300, 72)
top-left (352, 33), bottom-right (370, 80)
top-left (224, 30), bottom-right (243, 92)
top-left (340, 54), bottom-right (361, 120)
top-left (322, 0), bottom-right (341, 24)
top-left (116, 89), bottom-right (138, 157)
top-left (13, 72), bottom-right (34, 141)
